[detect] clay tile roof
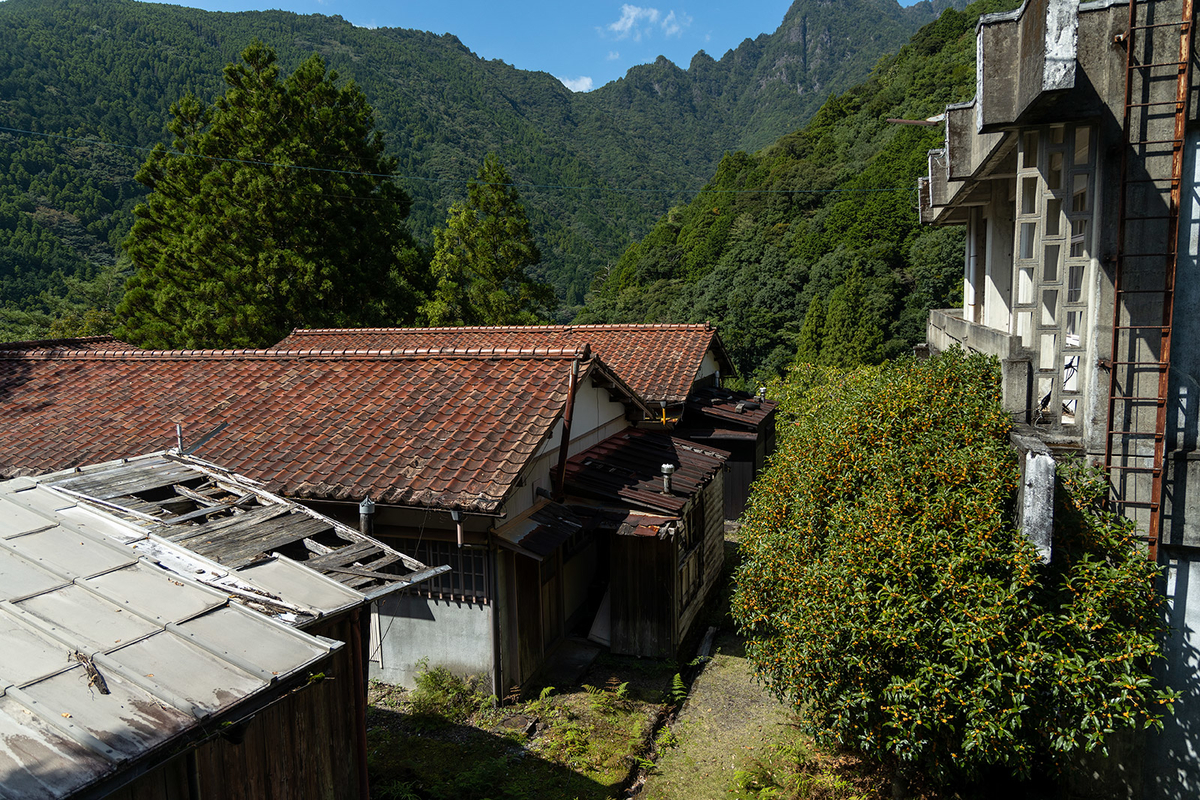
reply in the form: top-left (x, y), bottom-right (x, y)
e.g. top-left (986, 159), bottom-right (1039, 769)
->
top-left (0, 335), bottom-right (138, 353)
top-left (558, 427), bottom-right (729, 516)
top-left (273, 324), bottom-right (734, 405)
top-left (0, 346), bottom-right (614, 514)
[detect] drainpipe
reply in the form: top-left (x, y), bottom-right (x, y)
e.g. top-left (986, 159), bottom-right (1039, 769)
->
top-left (351, 608), bottom-right (370, 800)
top-left (358, 496), bottom-right (375, 537)
top-left (554, 357), bottom-right (582, 501)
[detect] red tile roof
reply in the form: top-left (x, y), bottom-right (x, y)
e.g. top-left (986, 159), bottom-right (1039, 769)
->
top-left (0, 335), bottom-right (137, 352)
top-left (274, 324), bottom-right (733, 405)
top-left (559, 427), bottom-right (729, 515)
top-left (0, 346), bottom-right (632, 513)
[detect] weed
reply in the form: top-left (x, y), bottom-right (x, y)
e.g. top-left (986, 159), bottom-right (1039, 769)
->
top-left (375, 778), bottom-right (421, 800)
top-left (669, 673), bottom-right (688, 705)
top-left (408, 659), bottom-right (490, 725)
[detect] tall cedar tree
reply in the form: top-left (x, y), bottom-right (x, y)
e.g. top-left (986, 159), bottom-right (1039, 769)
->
top-left (117, 42), bottom-right (427, 348)
top-left (422, 154), bottom-right (555, 326)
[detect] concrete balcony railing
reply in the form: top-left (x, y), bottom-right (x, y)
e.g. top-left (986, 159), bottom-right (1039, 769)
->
top-left (927, 309), bottom-right (1033, 421)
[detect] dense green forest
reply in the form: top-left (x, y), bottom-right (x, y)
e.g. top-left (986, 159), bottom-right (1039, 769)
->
top-left (0, 0), bottom-right (958, 340)
top-left (580, 0), bottom-right (1021, 382)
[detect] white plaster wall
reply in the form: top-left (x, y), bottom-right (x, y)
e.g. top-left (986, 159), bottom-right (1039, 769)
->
top-left (506, 383), bottom-right (629, 520)
top-left (698, 350), bottom-right (720, 382)
top-left (370, 595), bottom-right (493, 688)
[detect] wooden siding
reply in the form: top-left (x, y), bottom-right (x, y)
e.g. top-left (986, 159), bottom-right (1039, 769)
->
top-left (610, 533), bottom-right (676, 658)
top-left (106, 757), bottom-right (188, 800)
top-left (678, 474), bottom-right (725, 646)
top-left (193, 613), bottom-right (360, 800)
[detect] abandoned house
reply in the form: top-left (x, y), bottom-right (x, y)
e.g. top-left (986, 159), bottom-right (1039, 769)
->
top-left (919, 0), bottom-right (1200, 795)
top-left (0, 341), bottom-right (710, 694)
top-left (275, 323), bottom-right (776, 517)
top-left (0, 450), bottom-right (439, 799)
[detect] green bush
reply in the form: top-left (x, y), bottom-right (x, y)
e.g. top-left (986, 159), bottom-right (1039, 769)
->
top-left (408, 660), bottom-right (488, 724)
top-left (732, 351), bottom-right (1174, 785)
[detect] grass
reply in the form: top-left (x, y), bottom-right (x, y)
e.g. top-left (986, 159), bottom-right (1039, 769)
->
top-left (367, 660), bottom-right (670, 800)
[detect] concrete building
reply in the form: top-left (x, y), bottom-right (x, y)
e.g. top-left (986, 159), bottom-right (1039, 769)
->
top-left (919, 0), bottom-right (1198, 795)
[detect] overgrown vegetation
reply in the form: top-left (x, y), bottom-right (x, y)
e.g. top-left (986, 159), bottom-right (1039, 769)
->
top-left (0, 0), bottom-right (954, 335)
top-left (732, 351), bottom-right (1175, 789)
top-left (580, 0), bottom-right (1020, 382)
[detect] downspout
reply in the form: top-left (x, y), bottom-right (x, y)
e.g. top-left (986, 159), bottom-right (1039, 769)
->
top-left (554, 356), bottom-right (583, 501)
top-left (351, 608), bottom-right (370, 800)
top-left (186, 750), bottom-right (202, 800)
top-left (489, 531), bottom-right (503, 698)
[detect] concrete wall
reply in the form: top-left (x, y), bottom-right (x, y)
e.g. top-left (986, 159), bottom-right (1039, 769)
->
top-left (369, 594), bottom-right (493, 688)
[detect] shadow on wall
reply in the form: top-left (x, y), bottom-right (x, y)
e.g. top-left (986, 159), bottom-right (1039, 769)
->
top-left (1143, 559), bottom-right (1200, 800)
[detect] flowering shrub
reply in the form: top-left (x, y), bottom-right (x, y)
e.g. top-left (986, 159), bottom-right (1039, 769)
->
top-left (732, 351), bottom-right (1173, 784)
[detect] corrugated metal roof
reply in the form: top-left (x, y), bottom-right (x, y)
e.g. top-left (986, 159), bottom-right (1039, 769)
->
top-left (0, 476), bottom-right (340, 799)
top-left (493, 499), bottom-right (681, 559)
top-left (559, 428), bottom-right (729, 515)
top-left (683, 386), bottom-right (777, 430)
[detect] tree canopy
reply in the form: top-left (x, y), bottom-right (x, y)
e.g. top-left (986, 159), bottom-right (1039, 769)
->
top-left (116, 41), bottom-right (427, 349)
top-left (733, 352), bottom-right (1174, 786)
top-left (421, 154), bottom-right (555, 326)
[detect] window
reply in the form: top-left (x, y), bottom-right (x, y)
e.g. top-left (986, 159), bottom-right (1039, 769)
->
top-left (394, 537), bottom-right (489, 603)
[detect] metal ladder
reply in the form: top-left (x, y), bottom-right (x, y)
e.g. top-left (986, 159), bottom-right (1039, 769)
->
top-left (1105, 0), bottom-right (1195, 560)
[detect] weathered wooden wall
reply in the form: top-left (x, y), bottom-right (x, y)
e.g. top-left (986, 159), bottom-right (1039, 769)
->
top-left (678, 473), bottom-right (726, 646)
top-left (610, 533), bottom-right (675, 658)
top-left (193, 613), bottom-right (360, 800)
top-left (105, 755), bottom-right (189, 800)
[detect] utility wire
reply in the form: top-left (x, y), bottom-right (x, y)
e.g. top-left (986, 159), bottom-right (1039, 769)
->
top-left (0, 124), bottom-right (919, 197)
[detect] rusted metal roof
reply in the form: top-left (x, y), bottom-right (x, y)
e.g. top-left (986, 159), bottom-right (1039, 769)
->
top-left (559, 428), bottom-right (729, 515)
top-left (0, 347), bottom-right (644, 513)
top-left (36, 452), bottom-right (446, 614)
top-left (0, 474), bottom-right (340, 799)
top-left (682, 386), bottom-right (777, 430)
top-left (274, 324), bottom-right (734, 405)
top-left (494, 499), bottom-right (681, 560)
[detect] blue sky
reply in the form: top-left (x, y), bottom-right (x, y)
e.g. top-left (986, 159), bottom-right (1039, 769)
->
top-left (138, 1), bottom-right (921, 92)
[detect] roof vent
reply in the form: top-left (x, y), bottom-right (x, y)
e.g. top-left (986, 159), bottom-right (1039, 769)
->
top-left (661, 463), bottom-right (676, 494)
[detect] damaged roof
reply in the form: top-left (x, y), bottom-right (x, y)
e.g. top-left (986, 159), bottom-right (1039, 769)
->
top-left (274, 324), bottom-right (733, 405)
top-left (494, 498), bottom-right (681, 560)
top-left (35, 452), bottom-right (445, 620)
top-left (558, 428), bottom-right (729, 516)
top-left (0, 473), bottom-right (339, 799)
top-left (0, 346), bottom-right (642, 513)
top-left (678, 386), bottom-right (777, 440)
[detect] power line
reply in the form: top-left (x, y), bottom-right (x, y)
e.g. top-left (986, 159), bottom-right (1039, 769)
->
top-left (0, 124), bottom-right (919, 198)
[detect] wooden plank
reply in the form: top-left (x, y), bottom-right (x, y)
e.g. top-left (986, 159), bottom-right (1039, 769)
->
top-left (320, 563), bottom-right (398, 581)
top-left (160, 505), bottom-right (291, 545)
top-left (304, 542), bottom-right (379, 569)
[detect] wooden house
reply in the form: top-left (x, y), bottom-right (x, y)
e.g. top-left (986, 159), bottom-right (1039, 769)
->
top-left (0, 452), bottom-right (438, 799)
top-left (0, 341), bottom-right (653, 693)
top-left (275, 324), bottom-right (777, 519)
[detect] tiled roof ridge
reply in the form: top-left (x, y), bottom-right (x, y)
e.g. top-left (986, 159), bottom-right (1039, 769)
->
top-left (0, 334), bottom-right (129, 350)
top-left (283, 322), bottom-right (717, 336)
top-left (0, 345), bottom-right (593, 361)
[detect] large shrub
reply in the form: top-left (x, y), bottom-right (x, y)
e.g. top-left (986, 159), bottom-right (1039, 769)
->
top-left (732, 351), bottom-right (1174, 784)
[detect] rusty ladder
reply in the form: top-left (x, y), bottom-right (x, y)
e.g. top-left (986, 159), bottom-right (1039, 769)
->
top-left (1105, 0), bottom-right (1195, 560)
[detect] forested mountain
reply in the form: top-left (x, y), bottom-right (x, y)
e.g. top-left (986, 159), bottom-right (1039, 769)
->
top-left (0, 0), bottom-right (957, 338)
top-left (580, 0), bottom-right (1021, 382)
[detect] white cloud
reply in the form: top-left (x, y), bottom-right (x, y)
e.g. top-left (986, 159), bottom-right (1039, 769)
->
top-left (607, 50), bottom-right (621, 61)
top-left (661, 10), bottom-right (692, 37)
top-left (607, 5), bottom-right (660, 41)
top-left (558, 75), bottom-right (595, 92)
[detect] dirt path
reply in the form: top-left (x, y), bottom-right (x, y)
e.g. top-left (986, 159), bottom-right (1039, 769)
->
top-left (639, 630), bottom-right (796, 799)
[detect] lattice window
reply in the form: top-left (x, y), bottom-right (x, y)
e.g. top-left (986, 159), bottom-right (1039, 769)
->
top-left (394, 538), bottom-right (489, 604)
top-left (1013, 124), bottom-right (1094, 429)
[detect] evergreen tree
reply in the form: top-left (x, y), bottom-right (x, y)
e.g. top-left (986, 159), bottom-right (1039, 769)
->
top-left (116, 41), bottom-right (427, 349)
top-left (422, 154), bottom-right (555, 326)
top-left (795, 296), bottom-right (825, 364)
